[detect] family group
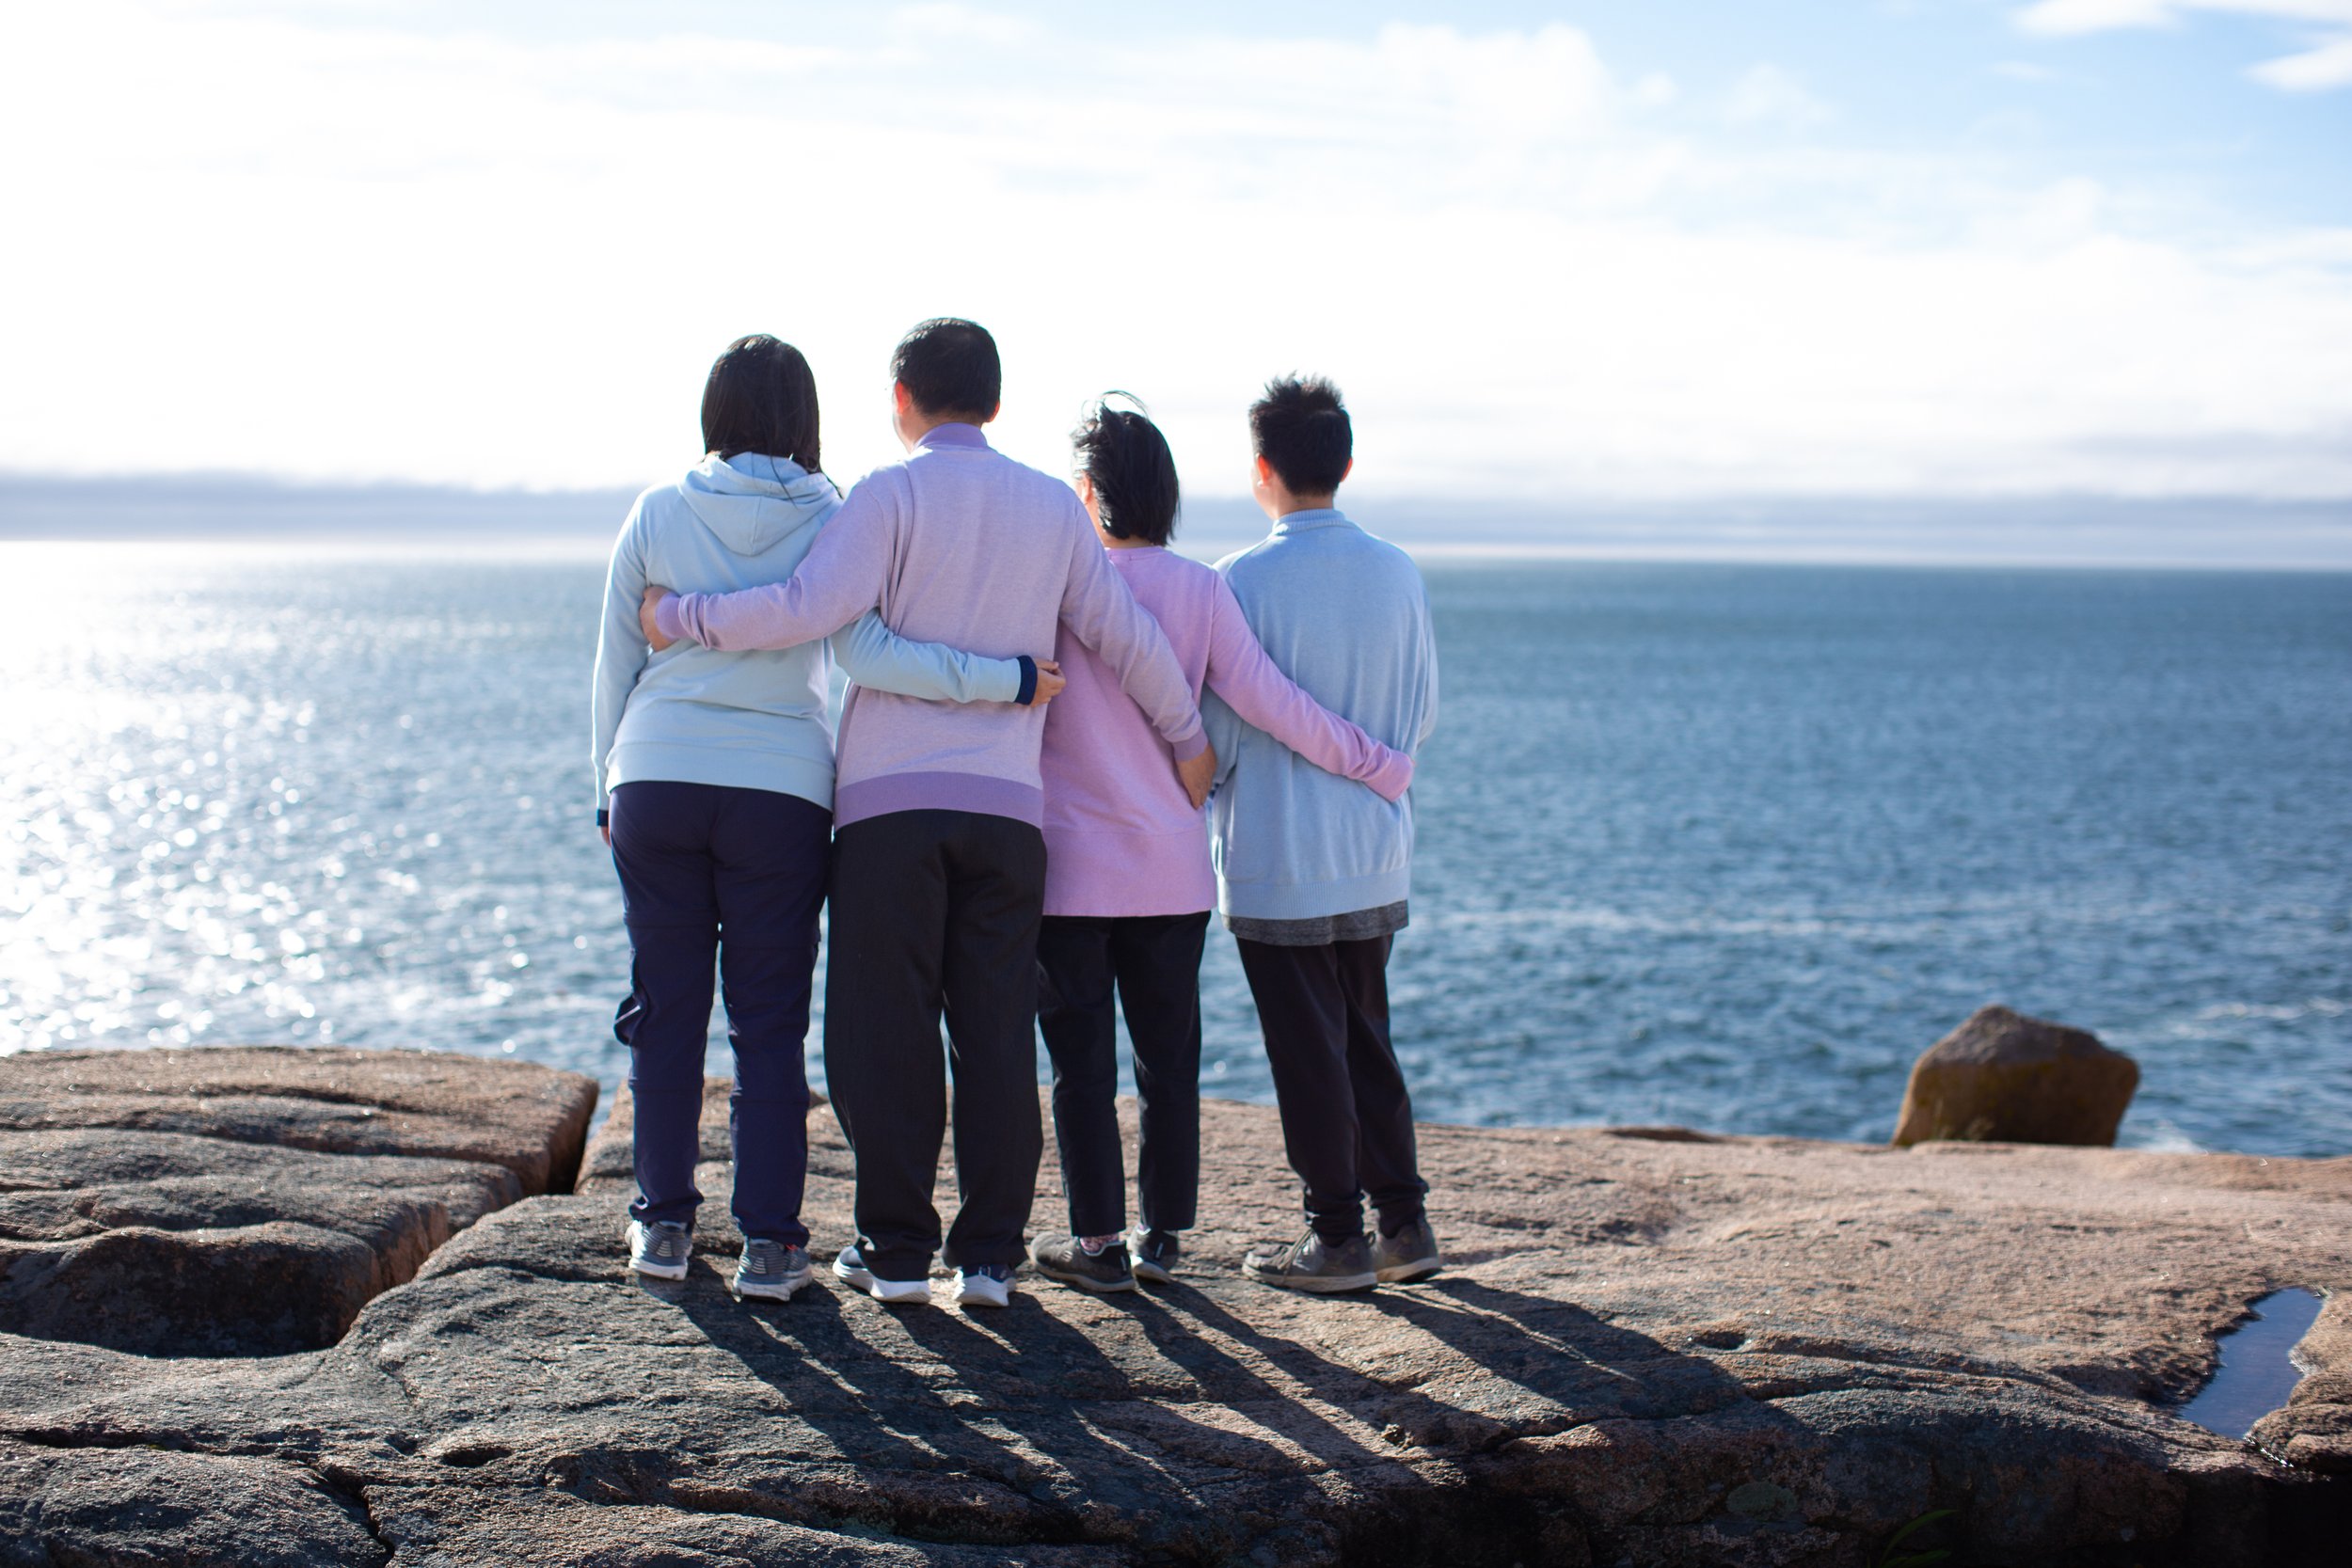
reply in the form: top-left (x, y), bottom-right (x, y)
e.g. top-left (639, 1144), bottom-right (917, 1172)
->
top-left (591, 317), bottom-right (1439, 1310)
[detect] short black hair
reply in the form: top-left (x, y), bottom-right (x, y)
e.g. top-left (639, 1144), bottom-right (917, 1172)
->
top-left (891, 318), bottom-right (1001, 422)
top-left (1073, 394), bottom-right (1180, 546)
top-left (1249, 374), bottom-right (1351, 497)
top-left (701, 335), bottom-right (820, 471)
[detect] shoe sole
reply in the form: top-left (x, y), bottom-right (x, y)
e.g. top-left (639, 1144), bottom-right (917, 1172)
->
top-left (1375, 1256), bottom-right (1442, 1284)
top-left (732, 1273), bottom-right (811, 1302)
top-left (1033, 1262), bottom-right (1136, 1294)
top-left (629, 1259), bottom-right (690, 1280)
top-left (1243, 1266), bottom-right (1377, 1293)
top-left (954, 1282), bottom-right (1011, 1308)
top-left (1131, 1260), bottom-right (1175, 1286)
top-left (834, 1257), bottom-right (930, 1305)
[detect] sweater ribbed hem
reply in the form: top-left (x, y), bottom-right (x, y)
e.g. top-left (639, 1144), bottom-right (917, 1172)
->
top-left (606, 745), bottom-right (834, 812)
top-left (1214, 864), bottom-right (1413, 923)
top-left (834, 770), bottom-right (1045, 830)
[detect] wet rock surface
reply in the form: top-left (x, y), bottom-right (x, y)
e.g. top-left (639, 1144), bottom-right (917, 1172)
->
top-left (1892, 1005), bottom-right (2139, 1148)
top-left (0, 1047), bottom-right (2344, 1565)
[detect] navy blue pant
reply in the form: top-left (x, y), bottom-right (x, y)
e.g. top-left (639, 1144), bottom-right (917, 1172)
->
top-left (610, 781), bottom-right (828, 1248)
top-left (1036, 911), bottom-right (1210, 1240)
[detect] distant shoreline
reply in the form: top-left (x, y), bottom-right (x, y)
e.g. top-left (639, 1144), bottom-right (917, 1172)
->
top-left (4, 470), bottom-right (2348, 568)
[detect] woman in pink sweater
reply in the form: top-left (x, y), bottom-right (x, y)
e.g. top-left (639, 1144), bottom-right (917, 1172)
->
top-left (1027, 397), bottom-right (1413, 1295)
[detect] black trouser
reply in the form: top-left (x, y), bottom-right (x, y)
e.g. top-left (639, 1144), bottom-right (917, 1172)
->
top-left (823, 810), bottom-right (1047, 1277)
top-left (1036, 911), bottom-right (1211, 1241)
top-left (609, 781), bottom-right (829, 1248)
top-left (1234, 934), bottom-right (1428, 1244)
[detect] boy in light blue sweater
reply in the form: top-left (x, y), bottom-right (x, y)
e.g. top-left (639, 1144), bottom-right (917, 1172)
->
top-left (1203, 375), bottom-right (1442, 1293)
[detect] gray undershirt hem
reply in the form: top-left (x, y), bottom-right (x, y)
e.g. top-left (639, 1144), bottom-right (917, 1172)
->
top-left (1225, 901), bottom-right (1409, 948)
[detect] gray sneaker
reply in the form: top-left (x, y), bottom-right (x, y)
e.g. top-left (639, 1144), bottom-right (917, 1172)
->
top-left (1243, 1229), bottom-right (1377, 1293)
top-left (1372, 1215), bottom-right (1442, 1284)
top-left (1127, 1228), bottom-right (1182, 1286)
top-left (1028, 1234), bottom-right (1136, 1293)
top-left (733, 1238), bottom-right (813, 1302)
top-left (627, 1218), bottom-right (691, 1280)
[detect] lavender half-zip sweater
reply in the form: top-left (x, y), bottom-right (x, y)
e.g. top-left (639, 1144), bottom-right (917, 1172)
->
top-left (657, 424), bottom-right (1205, 830)
top-left (1040, 546), bottom-right (1413, 917)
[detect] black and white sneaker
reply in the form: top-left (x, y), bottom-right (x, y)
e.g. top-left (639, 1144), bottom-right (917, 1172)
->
top-left (1127, 1228), bottom-right (1182, 1286)
top-left (953, 1262), bottom-right (1016, 1309)
top-left (833, 1244), bottom-right (930, 1305)
top-left (1028, 1234), bottom-right (1136, 1293)
top-left (1243, 1229), bottom-right (1377, 1293)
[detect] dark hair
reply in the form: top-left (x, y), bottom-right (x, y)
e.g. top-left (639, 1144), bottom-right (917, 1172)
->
top-left (890, 317), bottom-right (1001, 422)
top-left (1248, 374), bottom-right (1351, 497)
top-left (701, 335), bottom-right (820, 471)
top-left (1073, 393), bottom-right (1180, 546)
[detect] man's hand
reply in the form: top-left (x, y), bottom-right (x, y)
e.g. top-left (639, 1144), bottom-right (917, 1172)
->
top-left (1176, 741), bottom-right (1216, 810)
top-left (1031, 658), bottom-right (1067, 705)
top-left (640, 586), bottom-right (676, 651)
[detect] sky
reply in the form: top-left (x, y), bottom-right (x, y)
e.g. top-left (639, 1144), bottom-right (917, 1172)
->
top-left (1, 1), bottom-right (2347, 539)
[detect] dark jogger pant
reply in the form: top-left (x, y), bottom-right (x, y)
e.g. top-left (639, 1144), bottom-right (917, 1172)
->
top-left (609, 780), bottom-right (828, 1248)
top-left (1036, 911), bottom-right (1212, 1240)
top-left (1234, 934), bottom-right (1429, 1245)
top-left (823, 810), bottom-right (1047, 1278)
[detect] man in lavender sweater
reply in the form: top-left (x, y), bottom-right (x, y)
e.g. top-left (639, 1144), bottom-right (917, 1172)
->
top-left (642, 319), bottom-right (1213, 1310)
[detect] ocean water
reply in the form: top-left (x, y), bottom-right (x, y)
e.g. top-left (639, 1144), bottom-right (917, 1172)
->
top-left (3, 545), bottom-right (2346, 1156)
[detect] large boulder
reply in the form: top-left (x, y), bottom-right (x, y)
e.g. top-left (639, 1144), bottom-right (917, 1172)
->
top-left (1892, 1005), bottom-right (2139, 1148)
top-left (0, 1047), bottom-right (596, 1354)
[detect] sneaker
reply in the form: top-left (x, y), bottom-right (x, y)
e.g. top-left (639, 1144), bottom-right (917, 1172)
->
top-left (627, 1219), bottom-right (691, 1281)
top-left (832, 1244), bottom-right (931, 1306)
top-left (1028, 1235), bottom-right (1136, 1294)
top-left (953, 1262), bottom-right (1015, 1309)
top-left (1243, 1229), bottom-right (1377, 1293)
top-left (1128, 1227), bottom-right (1182, 1286)
top-left (1372, 1215), bottom-right (1442, 1284)
top-left (732, 1238), bottom-right (814, 1302)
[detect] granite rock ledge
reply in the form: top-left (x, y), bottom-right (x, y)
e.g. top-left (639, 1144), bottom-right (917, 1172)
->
top-left (0, 1045), bottom-right (2344, 1566)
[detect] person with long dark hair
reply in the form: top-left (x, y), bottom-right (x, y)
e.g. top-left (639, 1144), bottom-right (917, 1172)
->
top-left (1024, 394), bottom-right (1413, 1294)
top-left (591, 333), bottom-right (1057, 1303)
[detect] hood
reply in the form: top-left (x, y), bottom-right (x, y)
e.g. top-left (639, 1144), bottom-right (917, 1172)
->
top-left (675, 452), bottom-right (841, 555)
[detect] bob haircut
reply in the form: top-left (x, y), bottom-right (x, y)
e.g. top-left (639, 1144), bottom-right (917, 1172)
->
top-left (890, 317), bottom-right (1002, 422)
top-left (1072, 393), bottom-right (1180, 546)
top-left (1248, 374), bottom-right (1351, 498)
top-left (701, 335), bottom-right (821, 471)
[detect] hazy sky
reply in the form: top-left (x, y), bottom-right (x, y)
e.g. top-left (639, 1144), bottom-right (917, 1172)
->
top-left (3, 0), bottom-right (2347, 515)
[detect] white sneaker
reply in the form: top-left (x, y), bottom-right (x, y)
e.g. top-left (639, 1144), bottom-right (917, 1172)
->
top-left (953, 1263), bottom-right (1014, 1309)
top-left (627, 1219), bottom-right (691, 1281)
top-left (832, 1244), bottom-right (930, 1305)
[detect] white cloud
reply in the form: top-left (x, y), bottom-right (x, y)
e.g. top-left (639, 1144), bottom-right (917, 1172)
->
top-left (2016, 0), bottom-right (2352, 91)
top-left (2249, 29), bottom-right (2352, 83)
top-left (0, 2), bottom-right (2346, 507)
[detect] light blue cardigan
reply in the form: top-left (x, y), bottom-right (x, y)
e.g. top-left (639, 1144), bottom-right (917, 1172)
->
top-left (1204, 509), bottom-right (1439, 921)
top-left (591, 452), bottom-right (1019, 814)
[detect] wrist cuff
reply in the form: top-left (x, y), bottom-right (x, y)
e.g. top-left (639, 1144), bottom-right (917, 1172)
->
top-left (1015, 656), bottom-right (1039, 706)
top-left (596, 807), bottom-right (610, 828)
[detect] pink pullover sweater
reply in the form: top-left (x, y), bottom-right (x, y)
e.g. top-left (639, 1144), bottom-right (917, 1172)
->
top-left (1041, 546), bottom-right (1414, 917)
top-left (658, 425), bottom-right (1205, 831)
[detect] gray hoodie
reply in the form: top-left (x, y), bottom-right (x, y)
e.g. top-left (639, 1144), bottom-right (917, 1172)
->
top-left (592, 452), bottom-right (1022, 813)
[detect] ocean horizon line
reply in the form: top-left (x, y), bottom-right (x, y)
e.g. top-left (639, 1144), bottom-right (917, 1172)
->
top-left (3, 469), bottom-right (2347, 569)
